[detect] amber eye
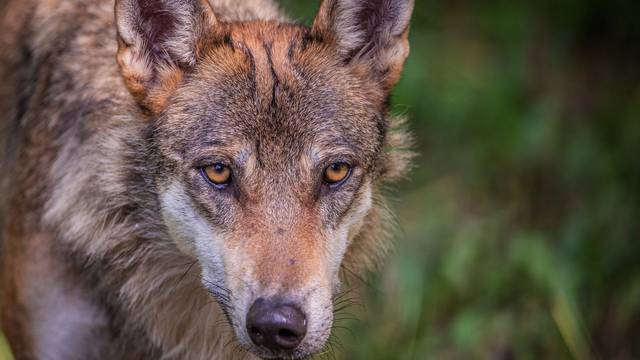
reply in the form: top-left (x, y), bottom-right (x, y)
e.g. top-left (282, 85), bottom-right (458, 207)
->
top-left (202, 163), bottom-right (232, 187)
top-left (323, 162), bottom-right (352, 186)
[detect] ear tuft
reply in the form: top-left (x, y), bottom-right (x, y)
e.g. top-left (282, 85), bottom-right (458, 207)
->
top-left (312, 0), bottom-right (414, 90)
top-left (115, 0), bottom-right (218, 114)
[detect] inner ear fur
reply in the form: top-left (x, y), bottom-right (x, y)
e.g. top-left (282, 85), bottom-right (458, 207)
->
top-left (312, 0), bottom-right (414, 91)
top-left (115, 0), bottom-right (218, 114)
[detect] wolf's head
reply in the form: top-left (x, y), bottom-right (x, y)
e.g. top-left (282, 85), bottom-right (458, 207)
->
top-left (115, 0), bottom-right (413, 358)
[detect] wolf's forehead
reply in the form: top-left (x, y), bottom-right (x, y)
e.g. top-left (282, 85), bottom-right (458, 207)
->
top-left (167, 23), bottom-right (385, 163)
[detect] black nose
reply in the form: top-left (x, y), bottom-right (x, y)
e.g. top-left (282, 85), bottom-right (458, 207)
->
top-left (246, 297), bottom-right (307, 352)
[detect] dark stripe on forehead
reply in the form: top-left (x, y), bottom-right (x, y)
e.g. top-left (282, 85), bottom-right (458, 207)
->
top-left (223, 32), bottom-right (233, 47)
top-left (262, 42), bottom-right (280, 108)
top-left (287, 38), bottom-right (297, 61)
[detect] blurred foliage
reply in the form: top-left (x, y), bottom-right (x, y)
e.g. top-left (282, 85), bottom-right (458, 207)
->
top-left (0, 332), bottom-right (11, 360)
top-left (280, 0), bottom-right (640, 359)
top-left (1, 1), bottom-right (638, 359)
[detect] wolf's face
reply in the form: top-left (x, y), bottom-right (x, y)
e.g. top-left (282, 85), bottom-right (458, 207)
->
top-left (115, 0), bottom-right (413, 358)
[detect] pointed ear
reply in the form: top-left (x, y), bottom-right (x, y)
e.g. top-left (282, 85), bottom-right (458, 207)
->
top-left (115, 0), bottom-right (218, 114)
top-left (312, 0), bottom-right (414, 91)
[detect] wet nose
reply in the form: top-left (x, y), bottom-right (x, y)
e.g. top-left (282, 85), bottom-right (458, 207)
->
top-left (246, 297), bottom-right (307, 352)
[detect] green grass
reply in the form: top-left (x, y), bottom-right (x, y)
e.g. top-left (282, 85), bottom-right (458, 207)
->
top-left (0, 332), bottom-right (13, 360)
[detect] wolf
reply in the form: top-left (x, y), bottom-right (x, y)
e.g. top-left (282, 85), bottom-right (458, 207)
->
top-left (0, 0), bottom-right (414, 358)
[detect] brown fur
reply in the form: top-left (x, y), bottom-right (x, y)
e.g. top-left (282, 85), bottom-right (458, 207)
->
top-left (0, 0), bottom-right (414, 359)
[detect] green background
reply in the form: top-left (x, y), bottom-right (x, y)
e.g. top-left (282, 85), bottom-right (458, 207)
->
top-left (2, 0), bottom-right (640, 359)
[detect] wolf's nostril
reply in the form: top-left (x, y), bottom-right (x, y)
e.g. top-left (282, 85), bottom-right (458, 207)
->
top-left (275, 328), bottom-right (301, 348)
top-left (246, 297), bottom-right (307, 352)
